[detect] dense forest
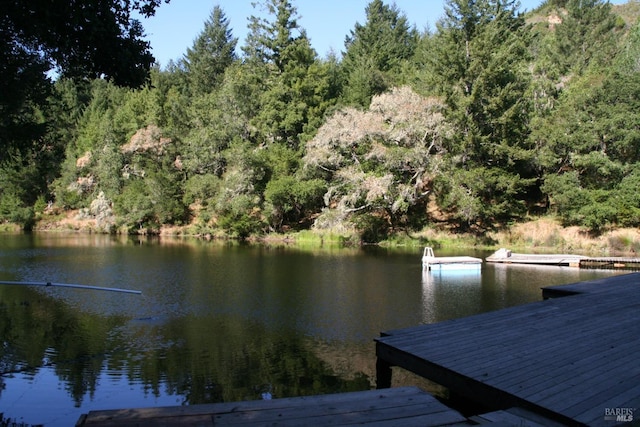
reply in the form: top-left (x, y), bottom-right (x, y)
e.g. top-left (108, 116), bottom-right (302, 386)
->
top-left (2, 0), bottom-right (640, 242)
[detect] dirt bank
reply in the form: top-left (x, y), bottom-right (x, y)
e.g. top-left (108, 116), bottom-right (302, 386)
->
top-left (31, 211), bottom-right (640, 255)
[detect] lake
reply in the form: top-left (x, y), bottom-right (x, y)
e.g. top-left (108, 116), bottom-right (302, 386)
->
top-left (0, 233), bottom-right (624, 426)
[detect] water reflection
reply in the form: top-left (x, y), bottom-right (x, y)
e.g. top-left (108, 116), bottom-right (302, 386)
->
top-left (421, 269), bottom-right (482, 324)
top-left (0, 234), bottom-right (626, 426)
top-left (0, 285), bottom-right (370, 425)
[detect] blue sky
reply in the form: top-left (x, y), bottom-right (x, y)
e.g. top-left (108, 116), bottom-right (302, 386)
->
top-left (139, 0), bottom-right (626, 67)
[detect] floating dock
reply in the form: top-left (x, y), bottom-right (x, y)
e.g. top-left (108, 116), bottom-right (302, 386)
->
top-left (422, 247), bottom-right (482, 271)
top-left (375, 273), bottom-right (640, 426)
top-left (486, 248), bottom-right (640, 269)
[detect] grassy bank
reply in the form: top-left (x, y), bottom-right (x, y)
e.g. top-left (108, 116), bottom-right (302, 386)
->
top-left (267, 219), bottom-right (640, 256)
top-left (23, 212), bottom-right (640, 256)
top-left (488, 219), bottom-right (640, 255)
top-left (244, 219), bottom-right (640, 256)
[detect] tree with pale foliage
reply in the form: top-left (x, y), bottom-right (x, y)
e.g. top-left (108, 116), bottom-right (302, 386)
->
top-left (303, 86), bottom-right (451, 240)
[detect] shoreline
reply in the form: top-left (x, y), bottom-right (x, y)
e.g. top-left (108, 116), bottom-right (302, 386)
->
top-left (6, 214), bottom-right (640, 257)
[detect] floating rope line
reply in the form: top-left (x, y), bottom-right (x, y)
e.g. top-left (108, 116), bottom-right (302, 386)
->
top-left (0, 281), bottom-right (142, 295)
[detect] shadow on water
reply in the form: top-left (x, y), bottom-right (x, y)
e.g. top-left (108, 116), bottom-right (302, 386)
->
top-left (0, 286), bottom-right (370, 426)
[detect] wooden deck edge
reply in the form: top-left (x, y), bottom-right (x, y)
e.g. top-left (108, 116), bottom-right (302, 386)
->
top-left (375, 274), bottom-right (640, 427)
top-left (77, 386), bottom-right (471, 426)
top-left (542, 272), bottom-right (640, 299)
top-left (541, 287), bottom-right (580, 299)
top-left (471, 407), bottom-right (568, 426)
top-left (374, 343), bottom-right (583, 427)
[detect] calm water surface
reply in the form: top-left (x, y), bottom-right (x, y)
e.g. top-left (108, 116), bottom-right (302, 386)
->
top-left (0, 233), bottom-right (625, 425)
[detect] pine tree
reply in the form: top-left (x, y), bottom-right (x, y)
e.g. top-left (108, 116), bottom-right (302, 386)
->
top-left (425, 0), bottom-right (535, 227)
top-left (242, 0), bottom-right (304, 71)
top-left (554, 0), bottom-right (621, 75)
top-left (182, 6), bottom-right (238, 95)
top-left (341, 0), bottom-right (419, 107)
top-left (242, 0), bottom-right (331, 147)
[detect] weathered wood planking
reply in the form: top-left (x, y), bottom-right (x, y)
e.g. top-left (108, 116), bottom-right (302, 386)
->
top-left (77, 386), bottom-right (469, 426)
top-left (542, 273), bottom-right (632, 298)
top-left (486, 251), bottom-right (588, 266)
top-left (471, 407), bottom-right (567, 426)
top-left (486, 249), bottom-right (640, 269)
top-left (375, 272), bottom-right (640, 426)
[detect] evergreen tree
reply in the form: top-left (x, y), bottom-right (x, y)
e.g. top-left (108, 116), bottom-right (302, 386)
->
top-left (182, 6), bottom-right (237, 95)
top-left (242, 0), bottom-right (332, 147)
top-left (116, 124), bottom-right (187, 230)
top-left (150, 65), bottom-right (192, 138)
top-left (425, 0), bottom-right (535, 228)
top-left (243, 0), bottom-right (302, 71)
top-left (615, 21), bottom-right (640, 75)
top-left (536, 70), bottom-right (640, 230)
top-left (529, 1), bottom-right (630, 230)
top-left (52, 80), bottom-right (126, 208)
top-left (553, 0), bottom-right (621, 75)
top-left (341, 0), bottom-right (419, 107)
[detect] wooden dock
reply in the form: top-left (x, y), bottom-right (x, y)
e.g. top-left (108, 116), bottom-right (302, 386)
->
top-left (485, 248), bottom-right (587, 266)
top-left (421, 247), bottom-right (482, 271)
top-left (375, 273), bottom-right (640, 426)
top-left (579, 256), bottom-right (640, 269)
top-left (486, 248), bottom-right (640, 269)
top-left (76, 386), bottom-right (469, 426)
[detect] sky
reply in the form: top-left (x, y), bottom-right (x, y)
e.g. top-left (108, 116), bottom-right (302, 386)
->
top-left (138, 0), bottom-right (627, 67)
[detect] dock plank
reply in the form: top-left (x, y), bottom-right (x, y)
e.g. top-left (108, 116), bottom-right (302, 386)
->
top-left (499, 336), bottom-right (639, 400)
top-left (560, 372), bottom-right (640, 421)
top-left (575, 382), bottom-right (640, 425)
top-left (471, 407), bottom-right (566, 427)
top-left (483, 315), bottom-right (637, 387)
top-left (542, 273), bottom-right (635, 298)
top-left (383, 289), bottom-right (633, 372)
top-left (485, 251), bottom-right (588, 266)
top-left (375, 273), bottom-right (640, 426)
top-left (378, 304), bottom-right (564, 359)
top-left (486, 249), bottom-right (640, 269)
top-left (515, 345), bottom-right (640, 410)
top-left (78, 386), bottom-right (468, 426)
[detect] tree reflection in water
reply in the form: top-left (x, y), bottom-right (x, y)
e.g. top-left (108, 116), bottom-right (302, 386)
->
top-left (0, 283), bottom-right (370, 425)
